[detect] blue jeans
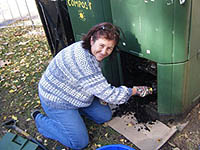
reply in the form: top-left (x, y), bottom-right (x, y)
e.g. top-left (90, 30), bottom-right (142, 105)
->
top-left (34, 97), bottom-right (112, 150)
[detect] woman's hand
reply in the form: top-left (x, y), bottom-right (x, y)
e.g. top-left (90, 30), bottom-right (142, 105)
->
top-left (132, 86), bottom-right (153, 97)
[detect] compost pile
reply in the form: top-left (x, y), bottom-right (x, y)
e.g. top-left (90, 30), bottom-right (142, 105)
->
top-left (113, 52), bottom-right (158, 124)
top-left (112, 95), bottom-right (157, 124)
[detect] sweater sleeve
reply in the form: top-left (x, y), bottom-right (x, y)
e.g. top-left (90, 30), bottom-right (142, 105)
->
top-left (79, 71), bottom-right (133, 105)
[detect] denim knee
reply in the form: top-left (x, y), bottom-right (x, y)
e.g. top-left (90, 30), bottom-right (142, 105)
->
top-left (68, 135), bottom-right (89, 149)
top-left (96, 111), bottom-right (112, 124)
top-left (103, 111), bottom-right (112, 122)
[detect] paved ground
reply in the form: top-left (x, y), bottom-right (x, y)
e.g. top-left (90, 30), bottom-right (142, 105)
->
top-left (0, 0), bottom-right (41, 27)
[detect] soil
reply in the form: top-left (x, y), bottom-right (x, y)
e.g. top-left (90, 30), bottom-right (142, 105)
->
top-left (160, 103), bottom-right (200, 150)
top-left (112, 96), bottom-right (157, 124)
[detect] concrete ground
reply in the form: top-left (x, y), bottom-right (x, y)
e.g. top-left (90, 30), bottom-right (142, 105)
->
top-left (0, 0), bottom-right (42, 28)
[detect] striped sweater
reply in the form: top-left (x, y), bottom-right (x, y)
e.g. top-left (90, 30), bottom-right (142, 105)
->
top-left (38, 41), bottom-right (132, 109)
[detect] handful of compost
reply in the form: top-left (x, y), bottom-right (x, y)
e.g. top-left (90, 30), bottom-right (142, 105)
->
top-left (133, 86), bottom-right (153, 97)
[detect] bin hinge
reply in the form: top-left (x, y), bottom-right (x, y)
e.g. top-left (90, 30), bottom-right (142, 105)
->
top-left (179, 0), bottom-right (186, 5)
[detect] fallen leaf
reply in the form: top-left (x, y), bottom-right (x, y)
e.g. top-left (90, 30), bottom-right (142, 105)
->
top-left (26, 118), bottom-right (31, 121)
top-left (120, 138), bottom-right (125, 142)
top-left (10, 101), bottom-right (14, 107)
top-left (102, 122), bottom-right (108, 127)
top-left (36, 136), bottom-right (42, 142)
top-left (19, 41), bottom-right (30, 45)
top-left (168, 142), bottom-right (176, 147)
top-left (44, 139), bottom-right (48, 146)
top-left (3, 116), bottom-right (7, 120)
top-left (24, 103), bottom-right (28, 107)
top-left (198, 111), bottom-right (200, 120)
top-left (104, 133), bottom-right (108, 137)
top-left (12, 115), bottom-right (18, 120)
top-left (94, 144), bottom-right (101, 148)
top-left (127, 122), bottom-right (134, 127)
top-left (184, 133), bottom-right (188, 138)
top-left (157, 138), bottom-right (162, 142)
top-left (34, 104), bottom-right (40, 108)
top-left (15, 108), bottom-right (20, 113)
top-left (9, 89), bottom-right (15, 93)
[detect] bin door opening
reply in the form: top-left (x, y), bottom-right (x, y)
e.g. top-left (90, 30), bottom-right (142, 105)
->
top-left (112, 52), bottom-right (158, 123)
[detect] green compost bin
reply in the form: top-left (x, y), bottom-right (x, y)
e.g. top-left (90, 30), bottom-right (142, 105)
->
top-left (110, 0), bottom-right (200, 118)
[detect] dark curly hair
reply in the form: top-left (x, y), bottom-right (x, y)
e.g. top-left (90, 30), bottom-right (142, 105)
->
top-left (82, 22), bottom-right (120, 52)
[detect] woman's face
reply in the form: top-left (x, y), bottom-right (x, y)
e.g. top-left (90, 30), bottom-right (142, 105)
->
top-left (90, 37), bottom-right (116, 61)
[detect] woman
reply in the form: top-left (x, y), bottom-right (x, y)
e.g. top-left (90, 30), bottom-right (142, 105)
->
top-left (32, 22), bottom-right (151, 149)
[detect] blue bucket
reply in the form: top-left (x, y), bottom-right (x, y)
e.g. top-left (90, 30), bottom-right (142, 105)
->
top-left (96, 144), bottom-right (135, 150)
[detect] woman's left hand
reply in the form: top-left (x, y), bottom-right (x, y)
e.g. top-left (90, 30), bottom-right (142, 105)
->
top-left (133, 86), bottom-right (153, 97)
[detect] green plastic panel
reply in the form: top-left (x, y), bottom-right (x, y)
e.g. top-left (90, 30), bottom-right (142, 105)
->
top-left (66, 0), bottom-right (112, 41)
top-left (186, 54), bottom-right (200, 105)
top-left (157, 62), bottom-right (188, 115)
top-left (0, 132), bottom-right (39, 150)
top-left (157, 52), bottom-right (200, 115)
top-left (101, 51), bottom-right (122, 86)
top-left (110, 0), bottom-right (191, 63)
top-left (186, 0), bottom-right (200, 106)
top-left (188, 0), bottom-right (200, 58)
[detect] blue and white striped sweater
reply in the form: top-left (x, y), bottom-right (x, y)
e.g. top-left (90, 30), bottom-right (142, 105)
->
top-left (38, 41), bottom-right (132, 109)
